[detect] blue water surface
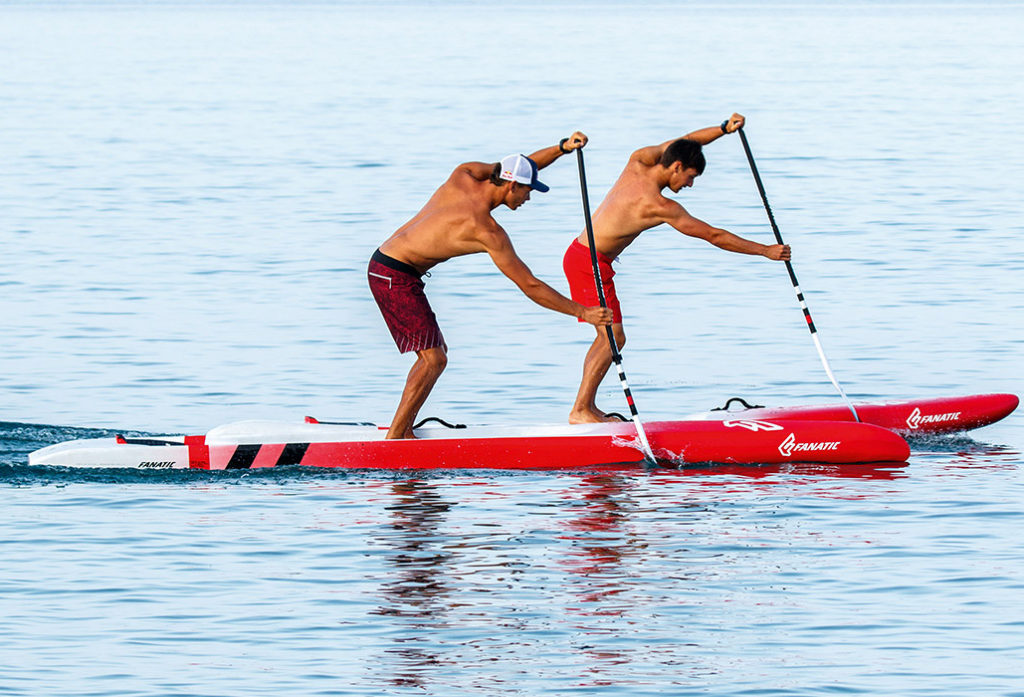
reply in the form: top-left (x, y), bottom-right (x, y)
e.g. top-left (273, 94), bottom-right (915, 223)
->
top-left (1, 2), bottom-right (1023, 695)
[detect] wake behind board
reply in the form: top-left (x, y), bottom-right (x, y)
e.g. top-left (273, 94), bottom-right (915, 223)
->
top-left (28, 418), bottom-right (909, 470)
top-left (690, 393), bottom-right (1018, 435)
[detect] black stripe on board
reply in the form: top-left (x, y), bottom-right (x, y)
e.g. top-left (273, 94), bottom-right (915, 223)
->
top-left (276, 442), bottom-right (310, 467)
top-left (226, 444), bottom-right (261, 469)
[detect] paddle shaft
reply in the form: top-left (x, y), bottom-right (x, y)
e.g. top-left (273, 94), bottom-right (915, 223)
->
top-left (575, 148), bottom-right (658, 464)
top-left (737, 127), bottom-right (859, 421)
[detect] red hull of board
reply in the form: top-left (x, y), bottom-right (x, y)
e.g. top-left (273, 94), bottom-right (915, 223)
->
top-left (707, 393), bottom-right (1018, 434)
top-left (203, 419), bottom-right (909, 470)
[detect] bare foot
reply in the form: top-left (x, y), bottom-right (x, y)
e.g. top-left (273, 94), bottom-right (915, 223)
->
top-left (569, 408), bottom-right (621, 424)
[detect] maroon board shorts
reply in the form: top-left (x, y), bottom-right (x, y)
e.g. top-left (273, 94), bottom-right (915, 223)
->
top-left (368, 249), bottom-right (447, 354)
top-left (563, 238), bottom-right (622, 323)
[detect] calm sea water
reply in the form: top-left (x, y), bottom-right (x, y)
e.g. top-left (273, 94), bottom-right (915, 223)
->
top-left (2, 2), bottom-right (1022, 695)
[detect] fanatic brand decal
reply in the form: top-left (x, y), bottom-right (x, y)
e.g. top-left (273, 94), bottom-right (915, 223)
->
top-left (905, 407), bottom-right (961, 430)
top-left (723, 420), bottom-right (785, 432)
top-left (778, 433), bottom-right (842, 458)
top-left (138, 461), bottom-right (176, 469)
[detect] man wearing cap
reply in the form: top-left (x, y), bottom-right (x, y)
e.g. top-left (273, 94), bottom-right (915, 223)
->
top-left (563, 113), bottom-right (792, 424)
top-left (369, 132), bottom-right (613, 439)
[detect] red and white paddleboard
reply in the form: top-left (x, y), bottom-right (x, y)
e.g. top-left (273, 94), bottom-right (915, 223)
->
top-left (28, 417), bottom-right (909, 470)
top-left (689, 393), bottom-right (1018, 435)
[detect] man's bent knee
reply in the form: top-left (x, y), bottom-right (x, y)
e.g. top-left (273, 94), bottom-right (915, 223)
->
top-left (418, 346), bottom-right (448, 373)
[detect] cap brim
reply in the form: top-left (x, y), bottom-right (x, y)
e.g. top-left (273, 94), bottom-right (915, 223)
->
top-left (531, 180), bottom-right (549, 193)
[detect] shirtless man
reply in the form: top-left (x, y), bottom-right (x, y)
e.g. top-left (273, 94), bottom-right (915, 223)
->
top-left (563, 114), bottom-right (792, 424)
top-left (369, 132), bottom-right (613, 439)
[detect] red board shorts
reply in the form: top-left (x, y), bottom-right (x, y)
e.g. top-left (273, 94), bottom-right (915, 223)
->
top-left (563, 238), bottom-right (622, 323)
top-left (368, 249), bottom-right (447, 354)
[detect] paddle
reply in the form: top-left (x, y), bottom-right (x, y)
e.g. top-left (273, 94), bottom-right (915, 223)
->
top-left (575, 147), bottom-right (658, 465)
top-left (736, 127), bottom-right (860, 421)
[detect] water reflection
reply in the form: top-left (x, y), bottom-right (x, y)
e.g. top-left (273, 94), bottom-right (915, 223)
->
top-left (548, 461), bottom-right (918, 688)
top-left (923, 441), bottom-right (1020, 473)
top-left (948, 444), bottom-right (1020, 467)
top-left (652, 462), bottom-right (908, 502)
top-left (559, 474), bottom-right (638, 608)
top-left (558, 474), bottom-right (643, 683)
top-left (371, 479), bottom-right (455, 690)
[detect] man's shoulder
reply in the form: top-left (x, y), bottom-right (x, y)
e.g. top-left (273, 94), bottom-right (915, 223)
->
top-left (647, 191), bottom-right (685, 217)
top-left (604, 182), bottom-right (682, 227)
top-left (628, 144), bottom-right (663, 167)
top-left (455, 214), bottom-right (509, 254)
top-left (443, 165), bottom-right (479, 187)
top-left (450, 161), bottom-right (495, 183)
top-left (441, 165), bottom-right (495, 197)
top-left (474, 214), bottom-right (509, 240)
top-left (616, 155), bottom-right (660, 185)
top-left (608, 170), bottom-right (669, 204)
top-left (426, 170), bottom-right (491, 211)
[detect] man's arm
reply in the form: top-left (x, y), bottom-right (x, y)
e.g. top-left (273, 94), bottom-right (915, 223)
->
top-left (526, 131), bottom-right (588, 170)
top-left (481, 228), bottom-right (612, 326)
top-left (455, 130), bottom-right (588, 181)
top-left (456, 161), bottom-right (499, 181)
top-left (661, 199), bottom-right (790, 260)
top-left (634, 113), bottom-right (747, 164)
top-left (682, 112), bottom-right (745, 146)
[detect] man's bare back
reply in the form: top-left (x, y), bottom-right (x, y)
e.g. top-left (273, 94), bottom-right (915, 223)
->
top-left (379, 162), bottom-right (522, 275)
top-left (369, 134), bottom-right (613, 440)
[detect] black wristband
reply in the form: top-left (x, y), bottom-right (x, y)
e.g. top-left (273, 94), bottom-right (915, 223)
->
top-left (559, 137), bottom-right (570, 154)
top-left (720, 120), bottom-right (729, 134)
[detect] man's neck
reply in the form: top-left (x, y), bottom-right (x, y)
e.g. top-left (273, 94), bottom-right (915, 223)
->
top-left (488, 183), bottom-right (510, 211)
top-left (653, 165), bottom-right (672, 192)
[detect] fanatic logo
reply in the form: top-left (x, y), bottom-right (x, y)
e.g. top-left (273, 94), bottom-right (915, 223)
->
top-left (723, 420), bottom-right (785, 432)
top-left (778, 433), bottom-right (842, 458)
top-left (906, 408), bottom-right (961, 430)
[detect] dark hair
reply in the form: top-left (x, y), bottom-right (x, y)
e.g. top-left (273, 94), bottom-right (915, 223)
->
top-left (489, 162), bottom-right (505, 186)
top-left (660, 138), bottom-right (706, 174)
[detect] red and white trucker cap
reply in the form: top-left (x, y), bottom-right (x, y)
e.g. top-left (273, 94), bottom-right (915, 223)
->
top-left (498, 154), bottom-right (549, 192)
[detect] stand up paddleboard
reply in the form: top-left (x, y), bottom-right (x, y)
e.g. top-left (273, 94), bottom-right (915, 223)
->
top-left (692, 393), bottom-right (1018, 435)
top-left (28, 417), bottom-right (909, 470)
top-left (27, 393), bottom-right (1015, 470)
